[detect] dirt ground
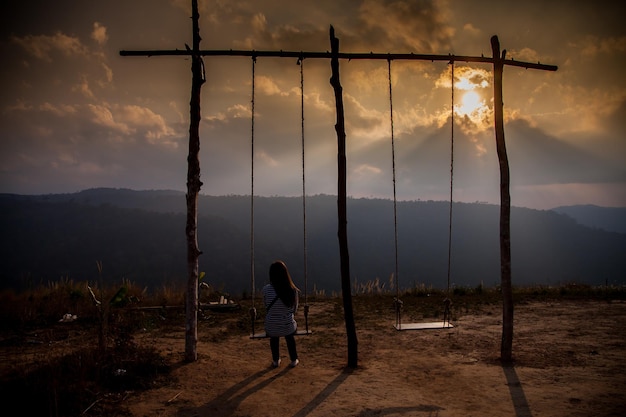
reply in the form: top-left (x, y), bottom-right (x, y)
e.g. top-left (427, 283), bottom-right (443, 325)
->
top-left (121, 297), bottom-right (626, 417)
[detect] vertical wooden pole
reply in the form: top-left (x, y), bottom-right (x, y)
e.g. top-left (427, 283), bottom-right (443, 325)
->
top-left (491, 35), bottom-right (513, 363)
top-left (185, 0), bottom-right (205, 362)
top-left (329, 25), bottom-right (358, 368)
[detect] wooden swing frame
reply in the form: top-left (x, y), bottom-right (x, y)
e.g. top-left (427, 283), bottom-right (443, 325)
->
top-left (120, 2), bottom-right (557, 364)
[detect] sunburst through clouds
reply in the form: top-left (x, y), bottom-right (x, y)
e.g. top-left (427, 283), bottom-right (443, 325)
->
top-left (437, 65), bottom-right (492, 131)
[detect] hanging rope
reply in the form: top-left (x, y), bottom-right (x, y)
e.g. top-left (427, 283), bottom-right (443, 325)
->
top-left (249, 55), bottom-right (257, 336)
top-left (388, 58), bottom-right (402, 328)
top-left (443, 61), bottom-right (455, 327)
top-left (298, 56), bottom-right (310, 333)
top-left (447, 61), bottom-right (455, 296)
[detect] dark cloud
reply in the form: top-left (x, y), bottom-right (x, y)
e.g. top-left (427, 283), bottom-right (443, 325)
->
top-left (355, 0), bottom-right (453, 53)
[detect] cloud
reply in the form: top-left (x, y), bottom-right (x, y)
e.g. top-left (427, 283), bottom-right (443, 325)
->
top-left (117, 105), bottom-right (177, 145)
top-left (507, 47), bottom-right (542, 63)
top-left (343, 94), bottom-right (387, 141)
top-left (87, 104), bottom-right (131, 134)
top-left (357, 0), bottom-right (454, 52)
top-left (84, 103), bottom-right (179, 146)
top-left (73, 77), bottom-right (96, 99)
top-left (577, 35), bottom-right (626, 57)
top-left (91, 22), bottom-right (109, 46)
top-left (227, 104), bottom-right (252, 118)
top-left (548, 84), bottom-right (626, 136)
top-left (256, 75), bottom-right (286, 96)
top-left (257, 149), bottom-right (279, 167)
top-left (3, 100), bottom-right (33, 113)
top-left (101, 63), bottom-right (114, 84)
top-left (12, 32), bottom-right (88, 61)
top-left (10, 28), bottom-right (114, 103)
top-left (233, 20), bottom-right (326, 51)
top-left (350, 66), bottom-right (389, 95)
top-left (435, 65), bottom-right (490, 91)
top-left (252, 13), bottom-right (268, 33)
top-left (462, 23), bottom-right (481, 37)
top-left (354, 163), bottom-right (383, 178)
top-left (39, 102), bottom-right (78, 117)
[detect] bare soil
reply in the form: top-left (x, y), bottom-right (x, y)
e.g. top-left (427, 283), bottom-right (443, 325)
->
top-left (3, 296), bottom-right (626, 416)
top-left (129, 297), bottom-right (626, 417)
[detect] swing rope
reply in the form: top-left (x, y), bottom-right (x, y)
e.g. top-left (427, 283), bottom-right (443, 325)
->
top-left (388, 58), bottom-right (403, 328)
top-left (444, 61), bottom-right (455, 326)
top-left (249, 55), bottom-right (257, 336)
top-left (447, 61), bottom-right (454, 296)
top-left (298, 56), bottom-right (310, 333)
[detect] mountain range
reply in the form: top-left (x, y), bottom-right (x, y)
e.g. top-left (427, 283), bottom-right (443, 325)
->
top-left (1, 188), bottom-right (624, 295)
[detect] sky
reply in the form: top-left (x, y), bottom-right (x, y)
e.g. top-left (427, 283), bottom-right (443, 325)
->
top-left (1, 0), bottom-right (625, 210)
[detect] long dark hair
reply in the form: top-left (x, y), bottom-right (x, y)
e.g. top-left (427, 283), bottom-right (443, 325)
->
top-left (269, 260), bottom-right (299, 308)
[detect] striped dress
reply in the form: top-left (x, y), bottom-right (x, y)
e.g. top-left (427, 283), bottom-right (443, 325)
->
top-left (262, 284), bottom-right (298, 337)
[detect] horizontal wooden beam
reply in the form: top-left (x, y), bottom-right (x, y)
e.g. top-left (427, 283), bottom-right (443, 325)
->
top-left (119, 49), bottom-right (557, 71)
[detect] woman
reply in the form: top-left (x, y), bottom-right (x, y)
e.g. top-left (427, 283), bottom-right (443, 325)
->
top-left (262, 260), bottom-right (300, 368)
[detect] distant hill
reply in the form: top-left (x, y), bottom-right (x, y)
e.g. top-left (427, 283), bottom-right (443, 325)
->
top-left (551, 205), bottom-right (626, 234)
top-left (1, 188), bottom-right (624, 295)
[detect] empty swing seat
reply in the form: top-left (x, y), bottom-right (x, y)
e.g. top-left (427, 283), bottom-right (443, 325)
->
top-left (394, 322), bottom-right (453, 331)
top-left (250, 329), bottom-right (313, 339)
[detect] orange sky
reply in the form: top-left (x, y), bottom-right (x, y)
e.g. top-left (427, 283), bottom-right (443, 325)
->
top-left (1, 0), bottom-right (625, 209)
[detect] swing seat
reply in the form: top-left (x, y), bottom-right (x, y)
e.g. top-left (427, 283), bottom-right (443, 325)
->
top-left (250, 329), bottom-right (313, 339)
top-left (394, 322), bottom-right (453, 331)
top-left (200, 300), bottom-right (241, 311)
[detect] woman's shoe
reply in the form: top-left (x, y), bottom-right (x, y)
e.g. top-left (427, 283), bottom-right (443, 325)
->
top-left (289, 359), bottom-right (299, 367)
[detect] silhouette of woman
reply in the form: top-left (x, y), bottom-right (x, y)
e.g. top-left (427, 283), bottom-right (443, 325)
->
top-left (262, 260), bottom-right (300, 367)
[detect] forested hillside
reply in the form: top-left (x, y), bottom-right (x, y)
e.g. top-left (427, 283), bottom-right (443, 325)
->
top-left (552, 205), bottom-right (626, 234)
top-left (1, 189), bottom-right (624, 295)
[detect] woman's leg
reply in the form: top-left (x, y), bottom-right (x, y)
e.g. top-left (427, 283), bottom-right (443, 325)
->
top-left (285, 334), bottom-right (298, 362)
top-left (270, 337), bottom-right (280, 363)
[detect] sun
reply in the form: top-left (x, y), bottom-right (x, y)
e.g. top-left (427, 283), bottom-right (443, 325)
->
top-left (457, 90), bottom-right (484, 116)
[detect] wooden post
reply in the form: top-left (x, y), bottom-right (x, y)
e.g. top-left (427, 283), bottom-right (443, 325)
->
top-left (491, 35), bottom-right (513, 363)
top-left (329, 25), bottom-right (358, 369)
top-left (184, 0), bottom-right (205, 363)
